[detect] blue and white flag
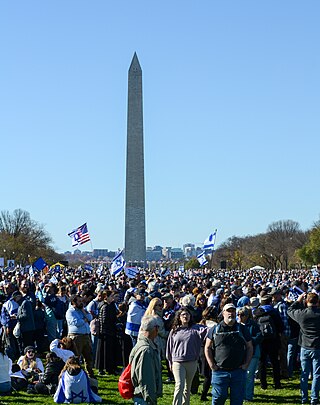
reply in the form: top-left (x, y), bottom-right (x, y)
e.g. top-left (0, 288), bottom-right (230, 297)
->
top-left (161, 268), bottom-right (171, 277)
top-left (96, 264), bottom-right (103, 276)
top-left (197, 251), bottom-right (208, 266)
top-left (28, 266), bottom-right (34, 277)
top-left (124, 266), bottom-right (139, 279)
top-left (85, 264), bottom-right (93, 272)
top-left (203, 230), bottom-right (217, 250)
top-left (49, 275), bottom-right (59, 284)
top-left (110, 251), bottom-right (126, 277)
top-left (179, 265), bottom-right (185, 272)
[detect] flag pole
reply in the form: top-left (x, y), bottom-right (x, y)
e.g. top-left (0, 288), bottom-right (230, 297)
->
top-left (210, 229), bottom-right (217, 270)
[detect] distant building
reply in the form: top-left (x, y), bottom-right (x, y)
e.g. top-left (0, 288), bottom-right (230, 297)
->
top-left (93, 249), bottom-right (109, 258)
top-left (162, 247), bottom-right (172, 260)
top-left (74, 249), bottom-right (81, 255)
top-left (183, 243), bottom-right (195, 258)
top-left (146, 246), bottom-right (163, 261)
top-left (171, 248), bottom-right (184, 260)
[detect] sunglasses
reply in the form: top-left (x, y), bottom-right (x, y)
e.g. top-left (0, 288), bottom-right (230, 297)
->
top-left (27, 350), bottom-right (35, 354)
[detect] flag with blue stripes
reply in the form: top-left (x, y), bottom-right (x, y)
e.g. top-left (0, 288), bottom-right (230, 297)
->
top-left (85, 264), bottom-right (93, 272)
top-left (203, 230), bottom-right (217, 250)
top-left (197, 251), bottom-right (208, 266)
top-left (110, 251), bottom-right (125, 277)
top-left (124, 266), bottom-right (139, 279)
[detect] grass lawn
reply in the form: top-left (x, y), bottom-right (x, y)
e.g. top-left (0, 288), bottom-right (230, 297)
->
top-left (0, 371), bottom-right (303, 404)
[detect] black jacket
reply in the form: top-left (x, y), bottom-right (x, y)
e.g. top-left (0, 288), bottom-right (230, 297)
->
top-left (98, 301), bottom-right (118, 336)
top-left (288, 301), bottom-right (320, 349)
top-left (42, 359), bottom-right (65, 385)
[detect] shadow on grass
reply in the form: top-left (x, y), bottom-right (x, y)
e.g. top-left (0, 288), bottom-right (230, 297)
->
top-left (255, 393), bottom-right (301, 404)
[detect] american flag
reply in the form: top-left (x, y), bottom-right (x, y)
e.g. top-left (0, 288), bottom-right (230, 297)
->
top-left (68, 223), bottom-right (91, 247)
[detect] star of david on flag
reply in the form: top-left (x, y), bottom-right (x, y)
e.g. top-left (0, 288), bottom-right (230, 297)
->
top-left (110, 250), bottom-right (126, 277)
top-left (197, 251), bottom-right (208, 266)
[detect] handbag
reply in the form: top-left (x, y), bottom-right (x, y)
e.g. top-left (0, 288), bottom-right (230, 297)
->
top-left (13, 321), bottom-right (21, 339)
top-left (90, 318), bottom-right (100, 336)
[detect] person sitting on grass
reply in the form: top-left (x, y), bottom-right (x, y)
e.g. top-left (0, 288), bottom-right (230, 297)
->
top-left (54, 356), bottom-right (102, 403)
top-left (0, 334), bottom-right (12, 395)
top-left (30, 352), bottom-right (65, 395)
top-left (17, 345), bottom-right (44, 382)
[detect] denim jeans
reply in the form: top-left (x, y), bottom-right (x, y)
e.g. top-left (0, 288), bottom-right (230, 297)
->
top-left (245, 356), bottom-right (259, 401)
top-left (300, 347), bottom-right (320, 403)
top-left (0, 381), bottom-right (11, 393)
top-left (91, 334), bottom-right (98, 362)
top-left (57, 319), bottom-right (64, 338)
top-left (287, 337), bottom-right (299, 378)
top-left (133, 397), bottom-right (148, 405)
top-left (211, 368), bottom-right (246, 405)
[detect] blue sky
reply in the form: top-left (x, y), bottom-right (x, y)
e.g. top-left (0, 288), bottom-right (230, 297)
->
top-left (1, 1), bottom-right (319, 253)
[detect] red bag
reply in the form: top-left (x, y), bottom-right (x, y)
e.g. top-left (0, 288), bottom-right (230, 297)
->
top-left (118, 363), bottom-right (134, 399)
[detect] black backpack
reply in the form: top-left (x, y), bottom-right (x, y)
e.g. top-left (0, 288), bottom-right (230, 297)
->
top-left (257, 312), bottom-right (277, 340)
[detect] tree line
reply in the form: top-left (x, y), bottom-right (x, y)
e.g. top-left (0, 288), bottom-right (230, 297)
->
top-left (184, 219), bottom-right (320, 271)
top-left (0, 209), bottom-right (63, 266)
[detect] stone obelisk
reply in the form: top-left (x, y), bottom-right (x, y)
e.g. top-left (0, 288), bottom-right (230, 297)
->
top-left (124, 53), bottom-right (146, 263)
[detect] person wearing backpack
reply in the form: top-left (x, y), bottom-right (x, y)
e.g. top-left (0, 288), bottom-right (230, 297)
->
top-left (204, 303), bottom-right (253, 405)
top-left (271, 288), bottom-right (291, 379)
top-left (256, 294), bottom-right (284, 390)
top-left (129, 315), bottom-right (162, 405)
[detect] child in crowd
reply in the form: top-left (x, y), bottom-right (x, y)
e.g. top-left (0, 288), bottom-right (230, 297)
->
top-left (54, 356), bottom-right (102, 403)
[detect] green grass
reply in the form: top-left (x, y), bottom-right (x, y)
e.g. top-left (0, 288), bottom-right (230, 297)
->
top-left (0, 371), bottom-right (302, 404)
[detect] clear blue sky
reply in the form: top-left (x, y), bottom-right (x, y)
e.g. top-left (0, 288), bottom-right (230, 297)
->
top-left (1, 1), bottom-right (319, 253)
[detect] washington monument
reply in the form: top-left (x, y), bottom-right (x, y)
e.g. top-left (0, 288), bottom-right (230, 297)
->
top-left (124, 53), bottom-right (146, 263)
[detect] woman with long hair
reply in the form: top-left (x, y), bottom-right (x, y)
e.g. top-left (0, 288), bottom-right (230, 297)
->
top-left (17, 345), bottom-right (44, 381)
top-left (54, 356), bottom-right (101, 403)
top-left (32, 352), bottom-right (64, 395)
top-left (144, 297), bottom-right (168, 359)
top-left (166, 307), bottom-right (207, 405)
top-left (194, 293), bottom-right (208, 323)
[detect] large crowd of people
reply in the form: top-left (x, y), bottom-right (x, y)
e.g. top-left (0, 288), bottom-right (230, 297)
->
top-left (1, 263), bottom-right (320, 404)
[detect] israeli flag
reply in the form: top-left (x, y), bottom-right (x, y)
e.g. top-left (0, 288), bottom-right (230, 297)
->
top-left (197, 251), bottom-right (208, 266)
top-left (96, 264), bottom-right (103, 276)
top-left (110, 251), bottom-right (126, 277)
top-left (203, 230), bottom-right (217, 250)
top-left (84, 264), bottom-right (93, 272)
top-left (161, 268), bottom-right (171, 277)
top-left (312, 269), bottom-right (319, 277)
top-left (28, 266), bottom-right (34, 277)
top-left (124, 266), bottom-right (139, 279)
top-left (49, 275), bottom-right (59, 284)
